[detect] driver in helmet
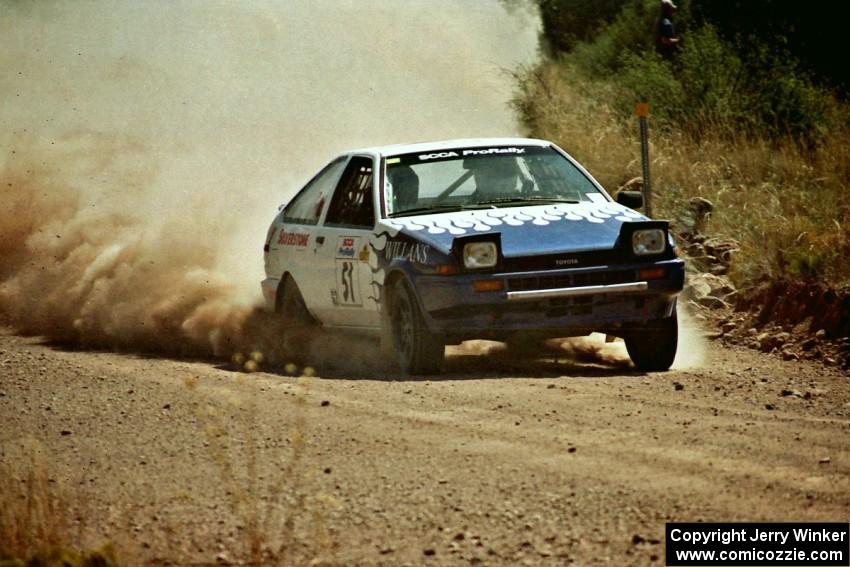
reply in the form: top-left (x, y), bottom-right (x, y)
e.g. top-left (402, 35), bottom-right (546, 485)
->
top-left (387, 165), bottom-right (419, 213)
top-left (466, 157), bottom-right (521, 201)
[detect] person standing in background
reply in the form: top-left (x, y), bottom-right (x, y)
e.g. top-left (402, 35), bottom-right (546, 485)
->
top-left (654, 0), bottom-right (680, 58)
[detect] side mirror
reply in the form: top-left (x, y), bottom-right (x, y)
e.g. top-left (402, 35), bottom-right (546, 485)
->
top-left (616, 190), bottom-right (644, 210)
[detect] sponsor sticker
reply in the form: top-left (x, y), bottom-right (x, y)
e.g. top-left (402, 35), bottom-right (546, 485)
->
top-left (277, 229), bottom-right (310, 247)
top-left (461, 147), bottom-right (526, 157)
top-left (418, 151), bottom-right (459, 161)
top-left (384, 240), bottom-right (429, 264)
top-left (417, 147), bottom-right (528, 161)
top-left (336, 236), bottom-right (360, 259)
top-left (358, 244), bottom-right (370, 262)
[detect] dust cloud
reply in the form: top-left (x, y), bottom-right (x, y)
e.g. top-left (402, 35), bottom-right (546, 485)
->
top-left (552, 334), bottom-right (633, 368)
top-left (550, 303), bottom-right (708, 371)
top-left (672, 304), bottom-right (707, 370)
top-left (0, 1), bottom-right (539, 359)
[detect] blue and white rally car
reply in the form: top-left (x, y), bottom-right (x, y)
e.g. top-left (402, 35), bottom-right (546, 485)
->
top-left (262, 138), bottom-right (684, 374)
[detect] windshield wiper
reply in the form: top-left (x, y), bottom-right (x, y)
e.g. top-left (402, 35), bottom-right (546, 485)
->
top-left (473, 197), bottom-right (580, 206)
top-left (389, 204), bottom-right (466, 218)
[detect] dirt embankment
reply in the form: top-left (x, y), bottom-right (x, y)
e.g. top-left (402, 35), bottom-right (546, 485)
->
top-left (672, 196), bottom-right (850, 372)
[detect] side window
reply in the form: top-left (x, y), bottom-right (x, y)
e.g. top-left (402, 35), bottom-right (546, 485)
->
top-left (325, 156), bottom-right (375, 228)
top-left (283, 157), bottom-right (346, 225)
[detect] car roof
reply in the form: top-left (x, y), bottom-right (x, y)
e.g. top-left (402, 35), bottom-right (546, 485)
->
top-left (346, 137), bottom-right (553, 158)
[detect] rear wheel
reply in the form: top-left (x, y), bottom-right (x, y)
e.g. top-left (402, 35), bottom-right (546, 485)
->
top-left (624, 309), bottom-right (678, 371)
top-left (390, 279), bottom-right (444, 375)
top-left (278, 277), bottom-right (317, 365)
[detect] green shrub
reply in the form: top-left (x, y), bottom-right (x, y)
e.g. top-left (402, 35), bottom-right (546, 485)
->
top-left (538, 0), bottom-right (841, 146)
top-left (743, 44), bottom-right (840, 146)
top-left (536, 0), bottom-right (630, 53)
top-left (569, 0), bottom-right (655, 76)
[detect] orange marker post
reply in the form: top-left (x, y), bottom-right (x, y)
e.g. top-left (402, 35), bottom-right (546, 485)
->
top-left (635, 102), bottom-right (652, 217)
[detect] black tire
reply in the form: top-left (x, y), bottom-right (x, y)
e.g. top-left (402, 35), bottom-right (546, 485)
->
top-left (278, 277), bottom-right (317, 364)
top-left (390, 279), bottom-right (444, 375)
top-left (504, 333), bottom-right (546, 358)
top-left (624, 309), bottom-right (678, 371)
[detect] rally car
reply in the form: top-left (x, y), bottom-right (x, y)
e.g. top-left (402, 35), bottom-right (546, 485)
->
top-left (262, 138), bottom-right (684, 374)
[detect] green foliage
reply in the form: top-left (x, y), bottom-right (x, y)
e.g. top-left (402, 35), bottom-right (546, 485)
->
top-left (743, 45), bottom-right (839, 145)
top-left (536, 0), bottom-right (629, 53)
top-left (538, 0), bottom-right (841, 146)
top-left (690, 0), bottom-right (848, 97)
top-left (617, 26), bottom-right (758, 136)
top-left (539, 0), bottom-right (849, 97)
top-left (0, 545), bottom-right (120, 567)
top-left (674, 27), bottom-right (750, 128)
top-left (787, 247), bottom-right (830, 281)
top-left (568, 1), bottom-right (655, 76)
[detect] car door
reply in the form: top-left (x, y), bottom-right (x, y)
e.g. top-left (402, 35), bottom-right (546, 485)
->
top-left (268, 157), bottom-right (346, 319)
top-left (310, 155), bottom-right (380, 329)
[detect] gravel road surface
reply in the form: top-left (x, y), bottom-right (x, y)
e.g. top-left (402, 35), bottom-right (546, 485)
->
top-left (1, 327), bottom-right (848, 566)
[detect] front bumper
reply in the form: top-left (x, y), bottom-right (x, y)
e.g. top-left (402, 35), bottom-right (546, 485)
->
top-left (413, 259), bottom-right (684, 340)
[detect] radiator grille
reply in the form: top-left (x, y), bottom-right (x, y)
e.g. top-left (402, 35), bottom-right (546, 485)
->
top-left (507, 269), bottom-right (635, 292)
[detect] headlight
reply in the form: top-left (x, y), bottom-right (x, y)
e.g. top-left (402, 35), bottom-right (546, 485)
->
top-left (632, 229), bottom-right (665, 255)
top-left (463, 241), bottom-right (498, 269)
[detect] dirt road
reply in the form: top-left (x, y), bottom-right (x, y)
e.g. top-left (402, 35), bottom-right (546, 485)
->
top-left (1, 326), bottom-right (848, 566)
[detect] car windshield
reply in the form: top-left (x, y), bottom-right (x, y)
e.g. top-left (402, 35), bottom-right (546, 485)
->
top-left (384, 145), bottom-right (606, 217)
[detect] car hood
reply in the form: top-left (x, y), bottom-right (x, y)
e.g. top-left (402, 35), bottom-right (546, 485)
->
top-left (378, 201), bottom-right (649, 257)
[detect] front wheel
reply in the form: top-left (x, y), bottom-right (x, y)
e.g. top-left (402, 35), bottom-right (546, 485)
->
top-left (390, 279), bottom-right (444, 375)
top-left (624, 310), bottom-right (678, 371)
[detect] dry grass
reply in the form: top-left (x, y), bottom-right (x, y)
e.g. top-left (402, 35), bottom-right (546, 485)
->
top-left (514, 61), bottom-right (850, 288)
top-left (189, 371), bottom-right (338, 566)
top-left (0, 439), bottom-right (121, 567)
top-left (0, 369), bottom-right (335, 567)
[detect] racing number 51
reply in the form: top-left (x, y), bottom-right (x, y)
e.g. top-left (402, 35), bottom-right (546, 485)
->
top-left (335, 259), bottom-right (361, 306)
